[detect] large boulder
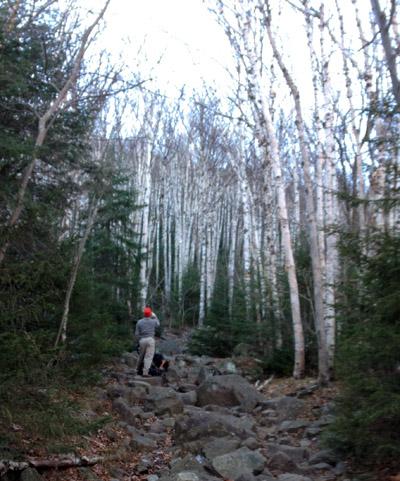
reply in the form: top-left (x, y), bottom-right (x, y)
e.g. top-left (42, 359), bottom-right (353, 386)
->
top-left (202, 436), bottom-right (241, 461)
top-left (174, 408), bottom-right (255, 445)
top-left (196, 375), bottom-right (263, 411)
top-left (267, 452), bottom-right (298, 472)
top-left (121, 351), bottom-right (138, 368)
top-left (308, 449), bottom-right (339, 466)
top-left (144, 386), bottom-right (184, 416)
top-left (265, 443), bottom-right (309, 464)
top-left (211, 447), bottom-right (266, 480)
top-left (158, 455), bottom-right (220, 481)
top-left (278, 420), bottom-right (310, 432)
top-left (112, 398), bottom-right (141, 426)
top-left (259, 396), bottom-right (305, 421)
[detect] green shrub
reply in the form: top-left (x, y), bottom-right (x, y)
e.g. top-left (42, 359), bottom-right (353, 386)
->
top-left (327, 232), bottom-right (400, 463)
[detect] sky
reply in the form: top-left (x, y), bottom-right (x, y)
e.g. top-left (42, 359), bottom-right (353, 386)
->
top-left (78, 0), bottom-right (377, 123)
top-left (89, 0), bottom-right (235, 98)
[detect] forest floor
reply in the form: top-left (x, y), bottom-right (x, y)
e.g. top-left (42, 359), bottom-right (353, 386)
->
top-left (1, 362), bottom-right (398, 481)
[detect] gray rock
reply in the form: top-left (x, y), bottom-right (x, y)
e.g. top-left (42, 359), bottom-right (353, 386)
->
top-left (241, 437), bottom-right (260, 450)
top-left (311, 415), bottom-right (335, 427)
top-left (195, 366), bottom-right (212, 385)
top-left (168, 454), bottom-right (220, 481)
top-left (268, 452), bottom-right (298, 472)
top-left (309, 449), bottom-right (338, 466)
top-left (129, 431), bottom-right (157, 451)
top-left (20, 468), bottom-right (43, 481)
top-left (197, 375), bottom-right (263, 411)
top-left (202, 436), bottom-right (241, 460)
top-left (126, 385), bottom-right (149, 403)
top-left (137, 456), bottom-right (152, 473)
top-left (161, 417), bottom-right (176, 428)
top-left (148, 420), bottom-right (166, 433)
top-left (145, 386), bottom-right (184, 415)
top-left (277, 475), bottom-right (312, 481)
top-left (178, 383), bottom-right (197, 393)
top-left (259, 396), bottom-right (305, 421)
top-left (235, 474), bottom-right (259, 481)
top-left (265, 443), bottom-right (309, 463)
top-left (122, 352), bottom-right (138, 368)
top-left (310, 462), bottom-right (334, 471)
top-left (211, 447), bottom-right (266, 480)
top-left (163, 365), bottom-right (182, 384)
top-left (136, 375), bottom-right (163, 386)
top-left (174, 409), bottom-right (254, 444)
top-left (112, 398), bottom-right (140, 425)
top-left (178, 391), bottom-right (197, 406)
top-left (256, 475), bottom-right (275, 481)
top-left (176, 473), bottom-right (200, 481)
top-left (147, 476), bottom-right (159, 481)
top-left (279, 420), bottom-right (310, 432)
top-left (107, 384), bottom-right (128, 399)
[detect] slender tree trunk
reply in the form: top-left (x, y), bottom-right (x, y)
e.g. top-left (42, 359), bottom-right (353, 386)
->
top-left (265, 10), bottom-right (328, 382)
top-left (139, 137), bottom-right (152, 307)
top-left (228, 203), bottom-right (238, 317)
top-left (370, 0), bottom-right (400, 108)
top-left (55, 201), bottom-right (99, 347)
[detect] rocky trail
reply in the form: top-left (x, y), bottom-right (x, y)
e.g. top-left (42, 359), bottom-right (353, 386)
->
top-left (1, 332), bottom-right (350, 481)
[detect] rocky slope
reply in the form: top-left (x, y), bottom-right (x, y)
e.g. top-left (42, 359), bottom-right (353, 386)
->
top-left (1, 332), bottom-right (347, 481)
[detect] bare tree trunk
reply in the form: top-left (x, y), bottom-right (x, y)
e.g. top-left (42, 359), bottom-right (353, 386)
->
top-left (212, 0), bottom-right (305, 377)
top-left (228, 202), bottom-right (238, 317)
top-left (139, 136), bottom-right (152, 307)
top-left (265, 9), bottom-right (328, 381)
top-left (370, 0), bottom-right (400, 108)
top-left (335, 0), bottom-right (366, 231)
top-left (319, 4), bottom-right (339, 379)
top-left (198, 228), bottom-right (207, 327)
top-left (55, 201), bottom-right (100, 347)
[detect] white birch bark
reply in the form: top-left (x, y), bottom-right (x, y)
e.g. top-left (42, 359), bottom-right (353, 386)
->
top-left (228, 201), bottom-right (238, 317)
top-left (370, 0), bottom-right (400, 108)
top-left (335, 0), bottom-right (366, 231)
top-left (138, 135), bottom-right (152, 307)
top-left (214, 0), bottom-right (305, 377)
top-left (265, 7), bottom-right (329, 381)
top-left (55, 200), bottom-right (100, 347)
top-left (319, 4), bottom-right (339, 376)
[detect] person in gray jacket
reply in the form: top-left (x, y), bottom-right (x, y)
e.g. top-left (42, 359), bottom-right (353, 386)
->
top-left (135, 306), bottom-right (160, 377)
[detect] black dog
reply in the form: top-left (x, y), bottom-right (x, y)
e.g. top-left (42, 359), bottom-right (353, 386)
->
top-left (137, 352), bottom-right (170, 376)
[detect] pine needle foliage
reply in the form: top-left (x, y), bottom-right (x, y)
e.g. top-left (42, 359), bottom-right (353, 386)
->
top-left (327, 231), bottom-right (400, 463)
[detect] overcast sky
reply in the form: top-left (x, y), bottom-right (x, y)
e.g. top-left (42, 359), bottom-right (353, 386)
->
top-left (91, 0), bottom-right (235, 97)
top-left (79, 0), bottom-right (376, 120)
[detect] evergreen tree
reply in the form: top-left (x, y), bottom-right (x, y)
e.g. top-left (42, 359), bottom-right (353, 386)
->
top-left (327, 232), bottom-right (400, 462)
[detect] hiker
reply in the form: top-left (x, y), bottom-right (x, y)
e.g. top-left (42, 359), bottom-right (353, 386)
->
top-left (137, 352), bottom-right (170, 377)
top-left (135, 306), bottom-right (160, 377)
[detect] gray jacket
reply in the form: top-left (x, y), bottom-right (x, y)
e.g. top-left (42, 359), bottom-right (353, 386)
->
top-left (135, 316), bottom-right (160, 340)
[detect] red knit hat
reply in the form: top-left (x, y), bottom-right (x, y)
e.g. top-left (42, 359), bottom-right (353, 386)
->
top-left (143, 306), bottom-right (152, 317)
